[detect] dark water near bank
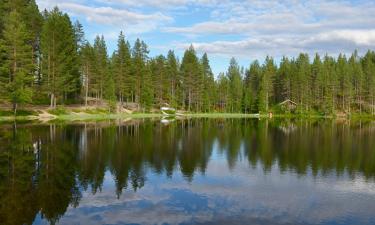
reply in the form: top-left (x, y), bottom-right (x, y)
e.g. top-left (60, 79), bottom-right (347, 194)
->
top-left (1, 119), bottom-right (375, 225)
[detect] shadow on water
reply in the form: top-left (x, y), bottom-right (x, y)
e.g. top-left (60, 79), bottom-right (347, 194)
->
top-left (0, 118), bottom-right (375, 224)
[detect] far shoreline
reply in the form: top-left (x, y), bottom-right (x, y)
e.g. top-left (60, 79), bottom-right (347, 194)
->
top-left (1, 111), bottom-right (374, 122)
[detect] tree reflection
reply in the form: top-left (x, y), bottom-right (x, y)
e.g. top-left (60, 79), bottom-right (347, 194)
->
top-left (0, 119), bottom-right (375, 224)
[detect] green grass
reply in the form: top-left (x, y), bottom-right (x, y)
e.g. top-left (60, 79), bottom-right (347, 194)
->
top-left (185, 113), bottom-right (261, 118)
top-left (0, 109), bottom-right (374, 122)
top-left (55, 113), bottom-right (162, 121)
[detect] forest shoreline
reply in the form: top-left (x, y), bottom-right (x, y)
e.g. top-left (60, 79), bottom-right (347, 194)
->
top-left (1, 107), bottom-right (374, 122)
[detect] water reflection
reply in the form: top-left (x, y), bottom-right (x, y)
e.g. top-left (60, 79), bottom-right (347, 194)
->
top-left (0, 119), bottom-right (374, 225)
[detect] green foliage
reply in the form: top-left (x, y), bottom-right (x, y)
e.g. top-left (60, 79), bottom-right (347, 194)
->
top-left (1, 2), bottom-right (375, 116)
top-left (40, 7), bottom-right (81, 107)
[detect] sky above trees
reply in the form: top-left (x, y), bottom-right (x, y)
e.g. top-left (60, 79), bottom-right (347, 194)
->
top-left (36, 0), bottom-right (375, 75)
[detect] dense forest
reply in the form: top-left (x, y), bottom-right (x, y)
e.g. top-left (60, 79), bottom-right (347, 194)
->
top-left (1, 1), bottom-right (375, 115)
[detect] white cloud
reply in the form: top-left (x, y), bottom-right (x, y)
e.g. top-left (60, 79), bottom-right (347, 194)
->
top-left (175, 29), bottom-right (375, 59)
top-left (163, 0), bottom-right (375, 58)
top-left (36, 0), bottom-right (375, 62)
top-left (96, 0), bottom-right (223, 8)
top-left (36, 0), bottom-right (173, 34)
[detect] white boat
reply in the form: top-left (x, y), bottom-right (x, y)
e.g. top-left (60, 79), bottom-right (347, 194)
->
top-left (161, 107), bottom-right (176, 115)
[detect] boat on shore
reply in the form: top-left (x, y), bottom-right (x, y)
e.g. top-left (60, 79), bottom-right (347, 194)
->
top-left (161, 107), bottom-right (176, 116)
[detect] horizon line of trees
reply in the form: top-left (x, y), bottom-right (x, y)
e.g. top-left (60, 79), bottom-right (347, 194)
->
top-left (1, 1), bottom-right (375, 115)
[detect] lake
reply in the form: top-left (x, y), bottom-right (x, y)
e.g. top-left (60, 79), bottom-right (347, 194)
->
top-left (0, 118), bottom-right (375, 225)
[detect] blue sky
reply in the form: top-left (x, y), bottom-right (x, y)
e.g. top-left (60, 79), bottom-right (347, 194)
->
top-left (36, 0), bottom-right (375, 76)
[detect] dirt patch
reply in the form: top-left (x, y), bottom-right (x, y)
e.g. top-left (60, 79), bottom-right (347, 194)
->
top-left (37, 110), bottom-right (57, 122)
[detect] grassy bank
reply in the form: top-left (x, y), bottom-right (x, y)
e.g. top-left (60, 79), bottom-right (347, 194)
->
top-left (0, 108), bottom-right (374, 122)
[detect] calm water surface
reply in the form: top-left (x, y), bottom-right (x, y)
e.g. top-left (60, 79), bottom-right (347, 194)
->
top-left (0, 118), bottom-right (375, 225)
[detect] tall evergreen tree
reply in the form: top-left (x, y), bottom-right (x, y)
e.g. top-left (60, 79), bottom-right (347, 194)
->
top-left (180, 45), bottom-right (201, 111)
top-left (166, 50), bottom-right (180, 107)
top-left (227, 58), bottom-right (243, 112)
top-left (1, 10), bottom-right (33, 114)
top-left (93, 35), bottom-right (109, 100)
top-left (40, 7), bottom-right (80, 107)
top-left (200, 53), bottom-right (215, 112)
top-left (112, 32), bottom-right (132, 103)
top-left (81, 42), bottom-right (95, 106)
top-left (217, 72), bottom-right (230, 112)
top-left (131, 39), bottom-right (151, 108)
top-left (258, 56), bottom-right (276, 113)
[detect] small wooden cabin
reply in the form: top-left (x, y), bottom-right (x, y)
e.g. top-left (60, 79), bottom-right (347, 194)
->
top-left (279, 99), bottom-right (297, 112)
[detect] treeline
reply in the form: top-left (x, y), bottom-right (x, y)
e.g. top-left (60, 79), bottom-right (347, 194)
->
top-left (1, 1), bottom-right (375, 115)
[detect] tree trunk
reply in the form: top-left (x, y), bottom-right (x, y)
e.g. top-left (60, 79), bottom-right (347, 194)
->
top-left (50, 93), bottom-right (57, 109)
top-left (85, 66), bottom-right (89, 107)
top-left (13, 103), bottom-right (17, 116)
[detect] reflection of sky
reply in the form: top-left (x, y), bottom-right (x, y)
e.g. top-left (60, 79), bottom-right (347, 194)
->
top-left (40, 148), bottom-right (375, 225)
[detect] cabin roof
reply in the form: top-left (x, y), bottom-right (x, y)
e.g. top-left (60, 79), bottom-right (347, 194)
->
top-left (279, 99), bottom-right (298, 106)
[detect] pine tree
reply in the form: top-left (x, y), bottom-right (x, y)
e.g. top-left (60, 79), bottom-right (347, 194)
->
top-left (320, 55), bottom-right (336, 114)
top-left (349, 51), bottom-right (364, 114)
top-left (166, 50), bottom-right (180, 107)
top-left (227, 58), bottom-right (243, 112)
top-left (277, 56), bottom-right (292, 103)
top-left (200, 53), bottom-right (215, 112)
top-left (312, 54), bottom-right (323, 110)
top-left (248, 60), bottom-right (262, 112)
top-left (104, 68), bottom-right (116, 112)
top-left (81, 42), bottom-right (95, 106)
top-left (150, 55), bottom-right (167, 106)
top-left (141, 63), bottom-right (154, 110)
top-left (258, 56), bottom-right (276, 113)
top-left (217, 72), bottom-right (230, 112)
top-left (112, 32), bottom-right (132, 103)
top-left (131, 39), bottom-right (148, 106)
top-left (93, 35), bottom-right (109, 100)
top-left (40, 7), bottom-right (80, 107)
top-left (336, 54), bottom-right (351, 113)
top-left (180, 45), bottom-right (201, 111)
top-left (1, 10), bottom-right (34, 114)
top-left (362, 51), bottom-right (375, 114)
top-left (295, 53), bottom-right (311, 111)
